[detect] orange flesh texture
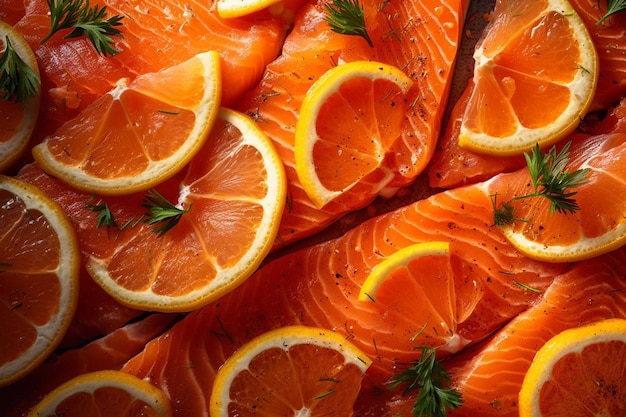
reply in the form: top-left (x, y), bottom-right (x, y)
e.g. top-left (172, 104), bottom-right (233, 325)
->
top-left (441, 246), bottom-right (626, 416)
top-left (236, 0), bottom-right (468, 248)
top-left (0, 313), bottom-right (177, 417)
top-left (463, 1), bottom-right (583, 137)
top-left (18, 113), bottom-right (274, 304)
top-left (119, 184), bottom-right (565, 416)
top-left (13, 0), bottom-right (287, 143)
top-left (39, 57), bottom-right (203, 179)
top-left (0, 187), bottom-right (62, 365)
top-left (227, 344), bottom-right (365, 416)
top-left (538, 344), bottom-right (626, 415)
top-left (487, 133), bottom-right (626, 247)
top-left (312, 76), bottom-right (408, 194)
top-left (368, 250), bottom-right (460, 342)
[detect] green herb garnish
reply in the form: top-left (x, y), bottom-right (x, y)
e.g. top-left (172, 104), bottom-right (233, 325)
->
top-left (86, 198), bottom-right (118, 228)
top-left (0, 36), bottom-right (40, 102)
top-left (141, 189), bottom-right (190, 236)
top-left (325, 0), bottom-right (373, 47)
top-left (513, 280), bottom-right (543, 293)
top-left (597, 0), bottom-right (626, 25)
top-left (85, 190), bottom-right (188, 236)
top-left (388, 346), bottom-right (463, 417)
top-left (493, 141), bottom-right (590, 226)
top-left (42, 0), bottom-right (124, 56)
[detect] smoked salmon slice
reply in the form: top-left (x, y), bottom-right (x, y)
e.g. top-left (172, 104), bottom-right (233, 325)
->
top-left (235, 0), bottom-right (469, 249)
top-left (0, 0), bottom-right (25, 25)
top-left (13, 0), bottom-right (291, 144)
top-left (443, 245), bottom-right (626, 416)
top-left (9, 125), bottom-right (625, 417)
top-left (113, 154), bottom-right (626, 415)
top-left (353, 245), bottom-right (626, 417)
top-left (117, 133), bottom-right (624, 417)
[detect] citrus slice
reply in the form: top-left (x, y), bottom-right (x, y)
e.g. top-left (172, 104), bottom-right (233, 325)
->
top-left (216, 0), bottom-right (284, 18)
top-left (0, 20), bottom-right (40, 172)
top-left (491, 134), bottom-right (626, 262)
top-left (519, 318), bottom-right (626, 417)
top-left (210, 325), bottom-right (371, 416)
top-left (83, 107), bottom-right (286, 312)
top-left (32, 50), bottom-right (222, 195)
top-left (0, 175), bottom-right (79, 387)
top-left (458, 0), bottom-right (598, 156)
top-left (294, 60), bottom-right (413, 208)
top-left (356, 241), bottom-right (469, 349)
top-left (26, 370), bottom-right (172, 417)
top-left (359, 241), bottom-right (450, 302)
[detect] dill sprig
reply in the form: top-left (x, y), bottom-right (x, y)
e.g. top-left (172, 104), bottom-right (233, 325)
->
top-left (85, 190), bottom-right (189, 236)
top-left (42, 0), bottom-right (124, 56)
top-left (493, 141), bottom-right (590, 226)
top-left (0, 36), bottom-right (41, 102)
top-left (387, 346), bottom-right (463, 417)
top-left (597, 0), bottom-right (626, 25)
top-left (85, 197), bottom-right (118, 228)
top-left (325, 0), bottom-right (374, 47)
top-left (141, 189), bottom-right (191, 236)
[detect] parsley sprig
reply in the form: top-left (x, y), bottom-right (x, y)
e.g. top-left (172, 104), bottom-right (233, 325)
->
top-left (0, 36), bottom-right (41, 102)
top-left (42, 0), bottom-right (124, 56)
top-left (493, 141), bottom-right (590, 226)
top-left (597, 0), bottom-right (626, 25)
top-left (325, 0), bottom-right (373, 47)
top-left (388, 346), bottom-right (463, 417)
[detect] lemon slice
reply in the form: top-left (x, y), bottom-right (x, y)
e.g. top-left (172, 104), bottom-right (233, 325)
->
top-left (216, 0), bottom-right (284, 18)
top-left (294, 60), bottom-right (413, 208)
top-left (27, 370), bottom-right (172, 417)
top-left (359, 241), bottom-right (450, 302)
top-left (33, 50), bottom-right (222, 195)
top-left (83, 108), bottom-right (286, 313)
top-left (519, 318), bottom-right (626, 417)
top-left (210, 325), bottom-right (371, 416)
top-left (458, 0), bottom-right (598, 156)
top-left (489, 136), bottom-right (626, 262)
top-left (0, 175), bottom-right (79, 387)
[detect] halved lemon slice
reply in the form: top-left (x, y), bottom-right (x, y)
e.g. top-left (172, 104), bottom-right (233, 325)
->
top-left (27, 370), bottom-right (172, 417)
top-left (458, 0), bottom-right (598, 156)
top-left (294, 60), bottom-right (413, 208)
top-left (210, 325), bottom-right (371, 416)
top-left (359, 241), bottom-right (450, 302)
top-left (33, 50), bottom-right (222, 195)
